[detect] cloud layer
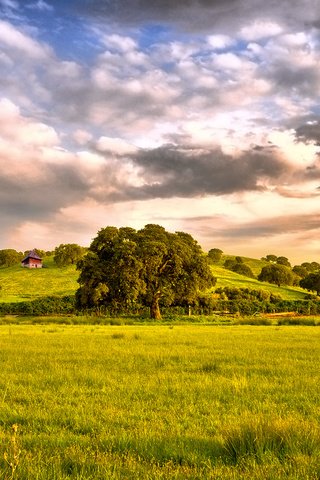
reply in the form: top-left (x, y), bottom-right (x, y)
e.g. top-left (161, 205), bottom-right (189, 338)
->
top-left (0, 0), bottom-right (319, 261)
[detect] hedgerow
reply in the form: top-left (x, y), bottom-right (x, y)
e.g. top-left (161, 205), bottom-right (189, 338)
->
top-left (0, 287), bottom-right (319, 317)
top-left (0, 295), bottom-right (75, 316)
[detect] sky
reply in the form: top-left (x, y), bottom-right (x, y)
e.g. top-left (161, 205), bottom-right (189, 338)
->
top-left (0, 0), bottom-right (320, 263)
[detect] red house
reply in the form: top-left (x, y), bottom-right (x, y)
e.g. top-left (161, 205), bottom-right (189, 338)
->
top-left (21, 250), bottom-right (43, 269)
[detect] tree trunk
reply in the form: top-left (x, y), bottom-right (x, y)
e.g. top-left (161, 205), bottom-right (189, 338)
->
top-left (150, 292), bottom-right (162, 320)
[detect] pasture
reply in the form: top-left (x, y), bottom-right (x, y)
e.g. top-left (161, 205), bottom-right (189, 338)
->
top-left (0, 324), bottom-right (319, 479)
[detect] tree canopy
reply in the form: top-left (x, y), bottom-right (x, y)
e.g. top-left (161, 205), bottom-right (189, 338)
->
top-left (258, 264), bottom-right (294, 287)
top-left (76, 225), bottom-right (216, 319)
top-left (276, 256), bottom-right (291, 267)
top-left (208, 248), bottom-right (223, 263)
top-left (54, 244), bottom-right (86, 267)
top-left (300, 272), bottom-right (320, 296)
top-left (0, 249), bottom-right (23, 267)
top-left (231, 263), bottom-right (255, 278)
top-left (223, 257), bottom-right (254, 278)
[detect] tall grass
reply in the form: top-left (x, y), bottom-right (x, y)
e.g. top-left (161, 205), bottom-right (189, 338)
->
top-left (0, 325), bottom-right (319, 478)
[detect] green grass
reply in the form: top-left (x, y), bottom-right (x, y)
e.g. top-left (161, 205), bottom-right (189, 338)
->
top-left (0, 257), bottom-right (78, 303)
top-left (0, 324), bottom-right (319, 479)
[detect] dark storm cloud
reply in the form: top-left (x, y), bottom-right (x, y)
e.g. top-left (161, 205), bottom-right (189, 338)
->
top-left (74, 0), bottom-right (320, 33)
top-left (295, 119), bottom-right (320, 145)
top-left (190, 212), bottom-right (320, 240)
top-left (266, 65), bottom-right (320, 99)
top-left (105, 144), bottom-right (289, 201)
top-left (225, 213), bottom-right (320, 238)
top-left (0, 161), bottom-right (90, 221)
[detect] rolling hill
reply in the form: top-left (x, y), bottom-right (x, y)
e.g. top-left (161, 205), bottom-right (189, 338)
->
top-left (210, 255), bottom-right (307, 300)
top-left (0, 254), bottom-right (309, 304)
top-left (0, 256), bottom-right (78, 303)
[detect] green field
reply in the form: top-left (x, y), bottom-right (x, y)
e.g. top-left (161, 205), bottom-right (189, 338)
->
top-left (0, 324), bottom-right (319, 479)
top-left (0, 257), bottom-right (78, 303)
top-left (0, 255), bottom-right (308, 304)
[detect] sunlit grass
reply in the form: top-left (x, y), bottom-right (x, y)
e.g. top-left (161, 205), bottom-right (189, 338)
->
top-left (0, 257), bottom-right (78, 302)
top-left (0, 324), bottom-right (319, 479)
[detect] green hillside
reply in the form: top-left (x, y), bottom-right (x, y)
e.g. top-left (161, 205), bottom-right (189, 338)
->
top-left (210, 255), bottom-right (307, 301)
top-left (0, 256), bottom-right (78, 303)
top-left (0, 253), bottom-right (308, 304)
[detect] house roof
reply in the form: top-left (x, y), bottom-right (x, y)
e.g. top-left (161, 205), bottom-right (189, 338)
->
top-left (22, 249), bottom-right (42, 262)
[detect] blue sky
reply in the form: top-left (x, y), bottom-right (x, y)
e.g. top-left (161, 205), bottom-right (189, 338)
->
top-left (1, 0), bottom-right (320, 262)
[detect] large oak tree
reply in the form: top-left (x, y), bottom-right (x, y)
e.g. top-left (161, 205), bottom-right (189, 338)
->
top-left (76, 225), bottom-right (216, 319)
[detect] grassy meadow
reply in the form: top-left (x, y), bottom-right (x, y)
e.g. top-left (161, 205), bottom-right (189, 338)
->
top-left (0, 257), bottom-right (78, 303)
top-left (0, 324), bottom-right (319, 479)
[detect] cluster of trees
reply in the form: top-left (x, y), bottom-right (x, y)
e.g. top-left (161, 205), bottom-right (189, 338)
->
top-left (208, 249), bottom-right (255, 279)
top-left (261, 254), bottom-right (292, 267)
top-left (258, 255), bottom-right (320, 294)
top-left (53, 244), bottom-right (86, 267)
top-left (207, 248), bottom-right (320, 296)
top-left (0, 249), bottom-right (23, 267)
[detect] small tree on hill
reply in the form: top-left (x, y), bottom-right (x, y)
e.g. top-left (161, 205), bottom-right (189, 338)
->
top-left (264, 254), bottom-right (278, 263)
top-left (223, 258), bottom-right (254, 278)
top-left (300, 272), bottom-right (320, 296)
top-left (208, 248), bottom-right (223, 263)
top-left (224, 258), bottom-right (236, 270)
top-left (258, 264), bottom-right (294, 287)
top-left (292, 265), bottom-right (309, 278)
top-left (232, 263), bottom-right (255, 278)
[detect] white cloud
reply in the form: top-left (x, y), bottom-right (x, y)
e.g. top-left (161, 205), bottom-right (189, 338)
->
top-left (0, 20), bottom-right (51, 59)
top-left (102, 33), bottom-right (138, 52)
top-left (212, 52), bottom-right (249, 70)
top-left (0, 98), bottom-right (58, 146)
top-left (240, 20), bottom-right (283, 41)
top-left (207, 34), bottom-right (234, 50)
top-left (96, 136), bottom-right (139, 155)
top-left (268, 130), bottom-right (319, 167)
